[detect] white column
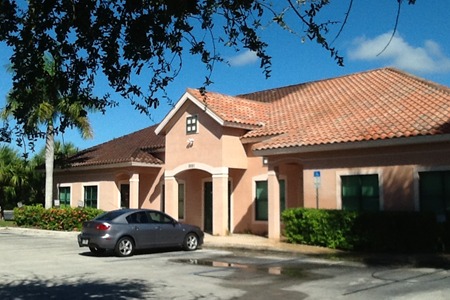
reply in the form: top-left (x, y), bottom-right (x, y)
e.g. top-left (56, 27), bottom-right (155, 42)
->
top-left (164, 175), bottom-right (179, 220)
top-left (129, 173), bottom-right (140, 208)
top-left (268, 167), bottom-right (281, 240)
top-left (212, 170), bottom-right (229, 236)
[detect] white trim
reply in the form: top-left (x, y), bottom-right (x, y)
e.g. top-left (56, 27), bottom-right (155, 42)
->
top-left (252, 174), bottom-right (287, 223)
top-left (155, 91), bottom-right (225, 135)
top-left (57, 183), bottom-right (72, 207)
top-left (255, 134), bottom-right (450, 156)
top-left (186, 114), bottom-right (199, 134)
top-left (82, 182), bottom-right (100, 209)
top-left (335, 169), bottom-right (384, 210)
top-left (166, 163), bottom-right (228, 177)
top-left (54, 162), bottom-right (162, 172)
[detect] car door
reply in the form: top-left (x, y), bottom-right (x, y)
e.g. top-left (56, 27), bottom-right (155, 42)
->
top-left (147, 211), bottom-right (185, 247)
top-left (126, 211), bottom-right (159, 249)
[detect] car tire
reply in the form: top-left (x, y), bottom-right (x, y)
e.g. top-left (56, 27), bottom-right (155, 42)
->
top-left (89, 246), bottom-right (106, 255)
top-left (183, 233), bottom-right (199, 251)
top-left (115, 237), bottom-right (135, 257)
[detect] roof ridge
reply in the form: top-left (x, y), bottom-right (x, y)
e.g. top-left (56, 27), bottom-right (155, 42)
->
top-left (236, 67), bottom-right (397, 100)
top-left (384, 67), bottom-right (450, 95)
top-left (77, 123), bottom-right (160, 154)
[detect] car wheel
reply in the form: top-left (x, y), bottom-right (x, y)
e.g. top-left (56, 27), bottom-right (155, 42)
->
top-left (183, 233), bottom-right (199, 251)
top-left (89, 246), bottom-right (106, 255)
top-left (115, 237), bottom-right (134, 257)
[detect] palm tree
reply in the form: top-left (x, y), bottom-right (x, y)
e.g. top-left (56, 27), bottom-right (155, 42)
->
top-left (2, 56), bottom-right (95, 208)
top-left (0, 146), bottom-right (22, 218)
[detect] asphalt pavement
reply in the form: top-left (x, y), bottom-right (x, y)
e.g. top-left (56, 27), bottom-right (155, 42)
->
top-left (2, 226), bottom-right (450, 267)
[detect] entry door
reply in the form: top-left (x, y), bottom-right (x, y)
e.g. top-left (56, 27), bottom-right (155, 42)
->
top-left (120, 184), bottom-right (130, 208)
top-left (204, 182), bottom-right (213, 233)
top-left (203, 181), bottom-right (232, 234)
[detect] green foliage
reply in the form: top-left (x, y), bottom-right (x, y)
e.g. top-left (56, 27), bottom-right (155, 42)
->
top-left (0, 220), bottom-right (15, 227)
top-left (0, 0), bottom-right (367, 146)
top-left (282, 208), bottom-right (445, 252)
top-left (282, 208), bottom-right (359, 250)
top-left (14, 205), bottom-right (103, 231)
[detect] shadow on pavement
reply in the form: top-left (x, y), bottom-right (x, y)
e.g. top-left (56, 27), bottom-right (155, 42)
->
top-left (311, 251), bottom-right (450, 269)
top-left (0, 275), bottom-right (153, 299)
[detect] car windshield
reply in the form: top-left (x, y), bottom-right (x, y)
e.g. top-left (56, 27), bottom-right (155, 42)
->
top-left (95, 210), bottom-right (128, 221)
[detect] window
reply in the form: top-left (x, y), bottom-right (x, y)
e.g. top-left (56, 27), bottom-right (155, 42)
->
top-left (186, 115), bottom-right (198, 134)
top-left (84, 186), bottom-right (98, 208)
top-left (178, 183), bottom-right (185, 220)
top-left (255, 180), bottom-right (286, 221)
top-left (148, 211), bottom-right (174, 224)
top-left (419, 170), bottom-right (450, 213)
top-left (341, 174), bottom-right (379, 211)
top-left (58, 186), bottom-right (71, 207)
top-left (127, 211), bottom-right (150, 224)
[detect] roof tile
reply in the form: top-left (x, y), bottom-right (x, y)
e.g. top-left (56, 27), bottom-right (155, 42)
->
top-left (66, 124), bottom-right (164, 167)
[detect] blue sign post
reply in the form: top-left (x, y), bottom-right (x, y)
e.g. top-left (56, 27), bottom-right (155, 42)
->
top-left (314, 171), bottom-right (321, 208)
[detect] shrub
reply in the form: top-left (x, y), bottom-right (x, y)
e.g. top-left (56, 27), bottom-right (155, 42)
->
top-left (14, 205), bottom-right (103, 231)
top-left (282, 208), bottom-right (444, 253)
top-left (282, 208), bottom-right (359, 250)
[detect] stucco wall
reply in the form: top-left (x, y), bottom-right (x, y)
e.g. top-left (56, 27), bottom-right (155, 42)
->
top-left (54, 166), bottom-right (163, 211)
top-left (164, 102), bottom-right (248, 170)
top-left (300, 141), bottom-right (450, 211)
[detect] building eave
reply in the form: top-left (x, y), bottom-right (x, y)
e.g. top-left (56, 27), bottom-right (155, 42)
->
top-left (253, 134), bottom-right (450, 156)
top-left (54, 161), bottom-right (164, 173)
top-left (155, 90), bottom-right (225, 135)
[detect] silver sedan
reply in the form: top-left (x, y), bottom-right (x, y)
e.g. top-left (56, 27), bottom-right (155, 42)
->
top-left (78, 208), bottom-right (204, 257)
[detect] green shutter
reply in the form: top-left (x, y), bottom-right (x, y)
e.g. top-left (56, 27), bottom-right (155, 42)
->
top-left (84, 186), bottom-right (98, 208)
top-left (342, 175), bottom-right (379, 212)
top-left (419, 171), bottom-right (450, 213)
top-left (59, 187), bottom-right (70, 207)
top-left (342, 176), bottom-right (361, 211)
top-left (255, 181), bottom-right (268, 221)
top-left (361, 175), bottom-right (379, 211)
top-left (178, 183), bottom-right (185, 219)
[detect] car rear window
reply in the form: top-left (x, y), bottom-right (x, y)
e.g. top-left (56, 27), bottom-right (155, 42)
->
top-left (95, 210), bottom-right (128, 221)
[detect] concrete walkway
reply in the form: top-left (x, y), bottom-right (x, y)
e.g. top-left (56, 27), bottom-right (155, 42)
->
top-left (204, 233), bottom-right (339, 255)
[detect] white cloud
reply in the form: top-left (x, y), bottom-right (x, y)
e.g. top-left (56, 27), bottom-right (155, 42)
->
top-left (348, 32), bottom-right (450, 74)
top-left (228, 50), bottom-right (258, 67)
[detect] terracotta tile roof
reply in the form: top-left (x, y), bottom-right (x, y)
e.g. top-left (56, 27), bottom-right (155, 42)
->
top-left (66, 67), bottom-right (450, 167)
top-left (233, 68), bottom-right (450, 151)
top-left (186, 88), bottom-right (270, 128)
top-left (65, 124), bottom-right (164, 167)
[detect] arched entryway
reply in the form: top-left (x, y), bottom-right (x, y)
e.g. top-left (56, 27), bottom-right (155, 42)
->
top-left (164, 163), bottom-right (231, 236)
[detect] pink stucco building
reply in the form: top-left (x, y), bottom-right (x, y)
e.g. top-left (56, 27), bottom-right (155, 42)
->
top-left (54, 68), bottom-right (450, 240)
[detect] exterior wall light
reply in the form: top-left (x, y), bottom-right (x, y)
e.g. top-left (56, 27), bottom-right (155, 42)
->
top-left (187, 138), bottom-right (194, 148)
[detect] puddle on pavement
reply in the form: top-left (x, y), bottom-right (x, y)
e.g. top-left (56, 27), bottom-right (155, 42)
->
top-left (172, 259), bottom-right (308, 278)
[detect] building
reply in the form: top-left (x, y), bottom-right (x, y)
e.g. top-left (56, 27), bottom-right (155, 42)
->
top-left (54, 68), bottom-right (450, 240)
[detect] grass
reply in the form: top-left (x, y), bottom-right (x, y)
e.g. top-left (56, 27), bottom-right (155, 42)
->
top-left (0, 220), bottom-right (16, 227)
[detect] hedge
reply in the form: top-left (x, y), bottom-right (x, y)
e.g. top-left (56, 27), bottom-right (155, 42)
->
top-left (282, 208), bottom-right (446, 253)
top-left (14, 205), bottom-right (103, 231)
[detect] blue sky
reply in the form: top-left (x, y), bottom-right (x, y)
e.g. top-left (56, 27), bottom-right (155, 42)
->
top-left (1, 0), bottom-right (449, 153)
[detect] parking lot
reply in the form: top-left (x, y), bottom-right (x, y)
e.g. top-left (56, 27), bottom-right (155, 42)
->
top-left (1, 228), bottom-right (450, 299)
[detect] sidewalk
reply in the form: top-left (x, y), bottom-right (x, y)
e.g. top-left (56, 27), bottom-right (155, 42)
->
top-left (204, 233), bottom-right (339, 256)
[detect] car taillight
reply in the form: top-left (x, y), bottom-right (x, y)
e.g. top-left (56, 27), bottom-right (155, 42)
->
top-left (96, 224), bottom-right (110, 231)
